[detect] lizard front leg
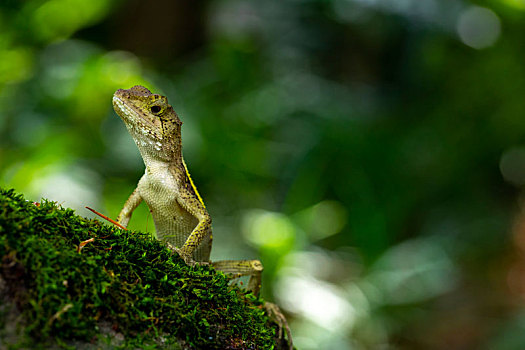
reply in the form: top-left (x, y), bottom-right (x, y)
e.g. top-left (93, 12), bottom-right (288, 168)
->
top-left (117, 186), bottom-right (143, 228)
top-left (178, 213), bottom-right (211, 262)
top-left (171, 184), bottom-right (212, 265)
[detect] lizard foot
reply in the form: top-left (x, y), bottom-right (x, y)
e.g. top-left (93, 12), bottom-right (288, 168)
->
top-left (264, 302), bottom-right (293, 350)
top-left (166, 243), bottom-right (209, 267)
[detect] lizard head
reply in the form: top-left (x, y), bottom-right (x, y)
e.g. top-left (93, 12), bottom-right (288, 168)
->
top-left (113, 85), bottom-right (182, 160)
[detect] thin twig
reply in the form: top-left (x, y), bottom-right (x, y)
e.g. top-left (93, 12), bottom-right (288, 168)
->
top-left (85, 206), bottom-right (128, 230)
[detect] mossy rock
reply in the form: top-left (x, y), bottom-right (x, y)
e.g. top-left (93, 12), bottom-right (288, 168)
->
top-left (0, 188), bottom-right (289, 349)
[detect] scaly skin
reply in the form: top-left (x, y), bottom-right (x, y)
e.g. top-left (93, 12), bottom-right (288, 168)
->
top-left (113, 85), bottom-right (212, 262)
top-left (112, 86), bottom-right (292, 348)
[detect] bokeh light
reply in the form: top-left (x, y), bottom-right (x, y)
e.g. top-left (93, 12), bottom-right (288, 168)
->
top-left (457, 6), bottom-right (501, 49)
top-left (500, 147), bottom-right (525, 186)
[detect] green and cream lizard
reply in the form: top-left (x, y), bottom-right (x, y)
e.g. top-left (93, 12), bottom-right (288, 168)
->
top-left (112, 85), bottom-right (291, 347)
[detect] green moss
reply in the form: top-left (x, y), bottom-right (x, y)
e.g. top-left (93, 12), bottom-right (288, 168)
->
top-left (0, 188), bottom-right (278, 349)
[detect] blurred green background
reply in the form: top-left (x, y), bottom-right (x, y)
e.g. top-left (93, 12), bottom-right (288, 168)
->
top-left (2, 0), bottom-right (525, 348)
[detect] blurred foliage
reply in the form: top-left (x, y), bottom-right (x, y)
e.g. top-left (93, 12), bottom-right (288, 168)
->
top-left (2, 0), bottom-right (525, 349)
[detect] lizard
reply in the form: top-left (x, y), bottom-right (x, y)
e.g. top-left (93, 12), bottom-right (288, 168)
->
top-left (112, 85), bottom-right (292, 348)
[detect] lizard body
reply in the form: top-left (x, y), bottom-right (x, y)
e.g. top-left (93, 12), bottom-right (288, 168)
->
top-left (112, 86), bottom-right (291, 348)
top-left (113, 86), bottom-right (212, 262)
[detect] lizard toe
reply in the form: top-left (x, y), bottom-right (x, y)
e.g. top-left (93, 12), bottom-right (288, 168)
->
top-left (264, 302), bottom-right (293, 350)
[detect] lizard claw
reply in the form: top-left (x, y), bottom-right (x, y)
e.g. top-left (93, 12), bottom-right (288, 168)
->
top-left (264, 302), bottom-right (293, 350)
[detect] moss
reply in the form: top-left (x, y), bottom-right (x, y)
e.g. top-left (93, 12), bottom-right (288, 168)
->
top-left (0, 188), bottom-right (280, 349)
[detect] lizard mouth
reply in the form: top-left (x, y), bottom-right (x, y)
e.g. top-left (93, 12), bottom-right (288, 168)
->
top-left (112, 96), bottom-right (131, 121)
top-left (112, 95), bottom-right (161, 141)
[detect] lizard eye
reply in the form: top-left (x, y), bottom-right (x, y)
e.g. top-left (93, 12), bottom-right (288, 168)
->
top-left (150, 105), bottom-right (162, 114)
